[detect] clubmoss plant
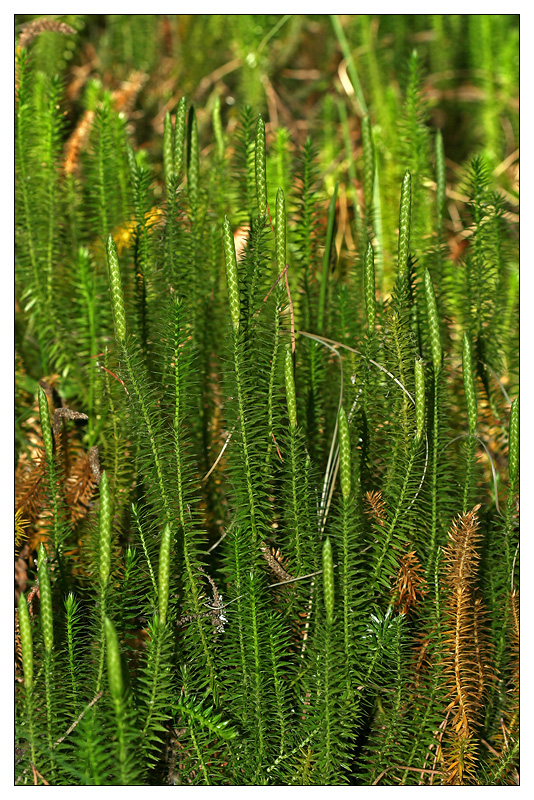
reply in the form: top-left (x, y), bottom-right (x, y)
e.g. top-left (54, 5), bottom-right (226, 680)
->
top-left (15, 15), bottom-right (518, 787)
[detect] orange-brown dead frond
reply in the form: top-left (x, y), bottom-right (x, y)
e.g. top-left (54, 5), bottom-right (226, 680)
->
top-left (440, 506), bottom-right (486, 779)
top-left (18, 17), bottom-right (76, 49)
top-left (442, 601), bottom-right (482, 737)
top-left (365, 490), bottom-right (387, 527)
top-left (64, 109), bottom-right (95, 175)
top-left (65, 450), bottom-right (99, 524)
top-left (15, 380), bottom-right (58, 524)
top-left (16, 381), bottom-right (98, 541)
top-left (442, 504), bottom-right (482, 590)
top-left (393, 550), bottom-right (427, 615)
top-left (15, 451), bottom-right (47, 524)
top-left (441, 506), bottom-right (484, 731)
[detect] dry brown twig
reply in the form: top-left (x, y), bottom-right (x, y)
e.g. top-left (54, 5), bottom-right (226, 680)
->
top-left (32, 765), bottom-right (49, 786)
top-left (54, 691), bottom-right (104, 747)
top-left (202, 423), bottom-right (236, 483)
top-left (52, 407), bottom-right (88, 437)
top-left (423, 710), bottom-right (450, 786)
top-left (178, 567), bottom-right (227, 633)
top-left (373, 765), bottom-right (442, 786)
top-left (260, 543), bottom-right (293, 583)
top-left (16, 692), bottom-right (104, 784)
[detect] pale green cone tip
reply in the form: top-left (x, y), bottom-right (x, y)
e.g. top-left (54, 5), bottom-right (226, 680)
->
top-left (223, 216), bottom-right (240, 333)
top-left (338, 406), bottom-right (351, 501)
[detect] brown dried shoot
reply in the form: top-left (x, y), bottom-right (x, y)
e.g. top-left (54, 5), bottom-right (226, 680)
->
top-left (64, 109), bottom-right (94, 175)
top-left (364, 489), bottom-right (388, 527)
top-left (15, 388), bottom-right (97, 540)
top-left (393, 550), bottom-right (427, 615)
top-left (441, 504), bottom-right (487, 784)
top-left (15, 450), bottom-right (47, 526)
top-left (112, 70), bottom-right (148, 113)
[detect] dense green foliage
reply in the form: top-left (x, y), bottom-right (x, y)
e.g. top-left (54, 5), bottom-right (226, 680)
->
top-left (15, 14), bottom-right (518, 786)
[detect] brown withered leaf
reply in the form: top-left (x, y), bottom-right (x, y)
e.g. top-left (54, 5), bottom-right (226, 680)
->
top-left (393, 550), bottom-right (427, 615)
